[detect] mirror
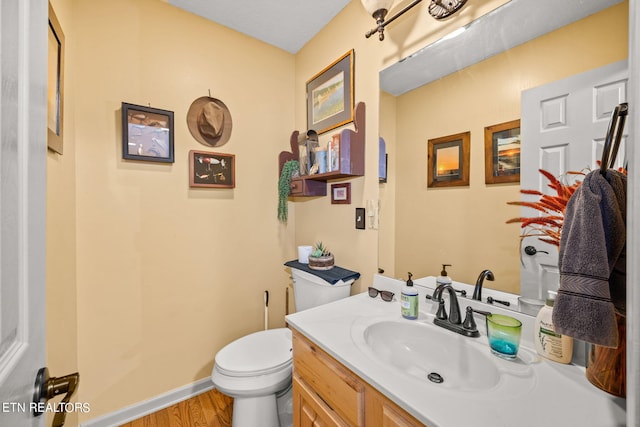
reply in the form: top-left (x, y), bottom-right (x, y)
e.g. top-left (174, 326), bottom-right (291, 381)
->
top-left (378, 0), bottom-right (628, 312)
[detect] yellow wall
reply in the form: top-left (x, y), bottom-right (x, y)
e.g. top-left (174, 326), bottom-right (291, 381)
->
top-left (54, 0), bottom-right (296, 421)
top-left (47, 0), bottom-right (78, 425)
top-left (391, 3), bottom-right (628, 291)
top-left (378, 91), bottom-right (397, 275)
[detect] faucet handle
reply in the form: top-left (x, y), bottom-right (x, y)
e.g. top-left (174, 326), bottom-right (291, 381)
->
top-left (435, 300), bottom-right (448, 320)
top-left (487, 296), bottom-right (511, 306)
top-left (462, 306), bottom-right (477, 331)
top-left (462, 306), bottom-right (492, 331)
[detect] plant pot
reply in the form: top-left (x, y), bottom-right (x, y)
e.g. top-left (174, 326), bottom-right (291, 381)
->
top-left (585, 312), bottom-right (626, 397)
top-left (308, 254), bottom-right (334, 270)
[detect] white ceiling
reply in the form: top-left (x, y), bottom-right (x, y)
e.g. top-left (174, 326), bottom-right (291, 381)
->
top-left (168, 0), bottom-right (353, 54)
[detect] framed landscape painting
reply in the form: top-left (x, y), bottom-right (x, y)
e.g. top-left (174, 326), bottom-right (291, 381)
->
top-left (484, 119), bottom-right (521, 184)
top-left (306, 50), bottom-right (354, 135)
top-left (427, 131), bottom-right (470, 188)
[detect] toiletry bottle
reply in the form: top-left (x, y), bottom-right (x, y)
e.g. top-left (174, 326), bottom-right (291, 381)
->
top-left (401, 272), bottom-right (419, 319)
top-left (436, 264), bottom-right (452, 286)
top-left (534, 290), bottom-right (573, 363)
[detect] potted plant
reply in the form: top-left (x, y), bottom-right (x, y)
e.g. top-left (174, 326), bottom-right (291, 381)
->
top-left (308, 242), bottom-right (334, 270)
top-left (506, 168), bottom-right (584, 247)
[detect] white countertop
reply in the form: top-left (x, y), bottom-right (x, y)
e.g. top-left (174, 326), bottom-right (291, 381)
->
top-left (285, 275), bottom-right (626, 427)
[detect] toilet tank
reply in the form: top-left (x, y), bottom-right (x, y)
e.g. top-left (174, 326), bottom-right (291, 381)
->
top-left (291, 268), bottom-right (354, 312)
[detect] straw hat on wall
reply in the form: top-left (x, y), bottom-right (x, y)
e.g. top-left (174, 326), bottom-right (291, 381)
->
top-left (187, 96), bottom-right (233, 147)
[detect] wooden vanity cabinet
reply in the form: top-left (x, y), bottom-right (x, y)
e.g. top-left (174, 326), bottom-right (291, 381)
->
top-left (291, 329), bottom-right (425, 427)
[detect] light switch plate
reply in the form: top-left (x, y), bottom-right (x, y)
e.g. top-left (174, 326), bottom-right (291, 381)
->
top-left (355, 208), bottom-right (365, 229)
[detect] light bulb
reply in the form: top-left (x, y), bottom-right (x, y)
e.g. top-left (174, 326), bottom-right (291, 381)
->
top-left (360, 0), bottom-right (395, 16)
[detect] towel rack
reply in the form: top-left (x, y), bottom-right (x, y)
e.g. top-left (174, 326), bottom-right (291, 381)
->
top-left (600, 102), bottom-right (629, 175)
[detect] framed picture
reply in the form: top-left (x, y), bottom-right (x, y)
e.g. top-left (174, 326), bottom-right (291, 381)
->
top-left (331, 183), bottom-right (351, 204)
top-left (484, 119), bottom-right (521, 184)
top-left (379, 137), bottom-right (387, 183)
top-left (189, 150), bottom-right (235, 188)
top-left (122, 103), bottom-right (174, 163)
top-left (306, 50), bottom-right (354, 135)
top-left (47, 3), bottom-right (65, 154)
top-left (427, 131), bottom-right (470, 188)
top-left (355, 208), bottom-right (366, 230)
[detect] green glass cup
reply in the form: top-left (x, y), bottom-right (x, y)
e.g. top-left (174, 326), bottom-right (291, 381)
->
top-left (486, 314), bottom-right (522, 360)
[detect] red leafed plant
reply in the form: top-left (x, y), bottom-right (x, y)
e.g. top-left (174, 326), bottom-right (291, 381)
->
top-left (507, 166), bottom-right (627, 247)
top-left (506, 169), bottom-right (585, 247)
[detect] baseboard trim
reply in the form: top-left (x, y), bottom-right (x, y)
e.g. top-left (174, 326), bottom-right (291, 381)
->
top-left (80, 378), bottom-right (214, 427)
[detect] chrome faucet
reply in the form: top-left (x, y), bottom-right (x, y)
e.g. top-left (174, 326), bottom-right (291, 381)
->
top-left (431, 283), bottom-right (479, 337)
top-left (472, 269), bottom-right (494, 301)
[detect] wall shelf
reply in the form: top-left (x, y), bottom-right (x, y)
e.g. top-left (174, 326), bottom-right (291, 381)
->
top-left (278, 102), bottom-right (365, 197)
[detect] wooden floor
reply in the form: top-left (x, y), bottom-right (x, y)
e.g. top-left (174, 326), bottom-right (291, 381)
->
top-left (119, 389), bottom-right (233, 427)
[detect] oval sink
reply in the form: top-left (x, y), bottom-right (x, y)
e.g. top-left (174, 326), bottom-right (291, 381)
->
top-left (364, 320), bottom-right (498, 391)
top-left (351, 316), bottom-right (536, 395)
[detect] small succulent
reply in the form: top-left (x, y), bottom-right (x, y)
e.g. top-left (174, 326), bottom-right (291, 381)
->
top-left (311, 241), bottom-right (331, 257)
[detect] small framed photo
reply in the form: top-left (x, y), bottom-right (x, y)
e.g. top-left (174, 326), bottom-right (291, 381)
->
top-left (331, 183), bottom-right (351, 204)
top-left (379, 137), bottom-right (387, 183)
top-left (47, 3), bottom-right (65, 154)
top-left (306, 50), bottom-right (354, 135)
top-left (189, 150), bottom-right (235, 188)
top-left (122, 102), bottom-right (174, 163)
top-left (427, 131), bottom-right (470, 187)
top-left (355, 208), bottom-right (366, 230)
top-left (484, 119), bottom-right (521, 184)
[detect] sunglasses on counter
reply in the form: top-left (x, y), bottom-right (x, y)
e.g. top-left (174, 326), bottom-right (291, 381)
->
top-left (368, 287), bottom-right (394, 302)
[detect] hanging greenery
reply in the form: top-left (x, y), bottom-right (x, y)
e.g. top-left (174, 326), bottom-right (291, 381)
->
top-left (278, 160), bottom-right (299, 223)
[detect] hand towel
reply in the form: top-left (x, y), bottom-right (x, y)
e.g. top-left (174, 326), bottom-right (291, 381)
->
top-left (284, 260), bottom-right (360, 285)
top-left (552, 169), bottom-right (626, 348)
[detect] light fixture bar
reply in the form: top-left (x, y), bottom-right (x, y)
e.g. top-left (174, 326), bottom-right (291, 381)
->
top-left (365, 0), bottom-right (423, 40)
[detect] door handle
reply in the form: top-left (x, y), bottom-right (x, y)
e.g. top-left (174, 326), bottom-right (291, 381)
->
top-left (33, 367), bottom-right (80, 427)
top-left (524, 245), bottom-right (549, 256)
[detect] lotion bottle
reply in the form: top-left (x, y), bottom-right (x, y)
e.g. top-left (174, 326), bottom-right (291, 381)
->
top-left (436, 264), bottom-right (452, 286)
top-left (401, 272), bottom-right (418, 320)
top-left (534, 291), bottom-right (573, 363)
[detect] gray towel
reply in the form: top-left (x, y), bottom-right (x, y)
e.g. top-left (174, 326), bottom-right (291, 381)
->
top-left (552, 169), bottom-right (626, 348)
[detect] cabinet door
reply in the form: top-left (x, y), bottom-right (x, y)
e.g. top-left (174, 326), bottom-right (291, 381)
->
top-left (293, 332), bottom-right (365, 425)
top-left (365, 386), bottom-right (425, 427)
top-left (379, 402), bottom-right (423, 427)
top-left (293, 375), bottom-right (349, 427)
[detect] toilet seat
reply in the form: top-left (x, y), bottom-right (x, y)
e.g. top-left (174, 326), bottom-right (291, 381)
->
top-left (215, 328), bottom-right (292, 377)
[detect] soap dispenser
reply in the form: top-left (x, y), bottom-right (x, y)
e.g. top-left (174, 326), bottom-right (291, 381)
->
top-left (436, 264), bottom-right (452, 286)
top-left (534, 290), bottom-right (573, 363)
top-left (401, 272), bottom-right (419, 320)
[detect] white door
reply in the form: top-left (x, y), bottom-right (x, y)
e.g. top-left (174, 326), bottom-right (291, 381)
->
top-left (520, 60), bottom-right (628, 302)
top-left (0, 0), bottom-right (48, 426)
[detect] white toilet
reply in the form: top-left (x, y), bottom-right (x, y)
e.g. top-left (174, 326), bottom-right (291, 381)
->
top-left (211, 267), bottom-right (355, 427)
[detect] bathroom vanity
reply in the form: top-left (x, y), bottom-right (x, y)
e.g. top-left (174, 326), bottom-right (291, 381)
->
top-left (285, 275), bottom-right (626, 426)
top-left (292, 329), bottom-right (421, 426)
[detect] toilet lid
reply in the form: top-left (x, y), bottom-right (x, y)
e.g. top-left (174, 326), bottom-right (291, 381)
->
top-left (215, 328), bottom-right (292, 377)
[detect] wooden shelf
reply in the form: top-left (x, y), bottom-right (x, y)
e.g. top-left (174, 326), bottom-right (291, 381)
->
top-left (289, 177), bottom-right (326, 197)
top-left (278, 102), bottom-right (365, 197)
